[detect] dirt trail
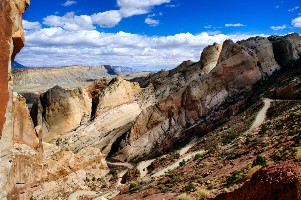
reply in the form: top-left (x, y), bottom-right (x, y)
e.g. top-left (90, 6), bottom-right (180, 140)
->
top-left (179, 137), bottom-right (197, 156)
top-left (68, 190), bottom-right (101, 200)
top-left (137, 159), bottom-right (156, 178)
top-left (152, 150), bottom-right (205, 178)
top-left (106, 161), bottom-right (134, 169)
top-left (246, 98), bottom-right (272, 133)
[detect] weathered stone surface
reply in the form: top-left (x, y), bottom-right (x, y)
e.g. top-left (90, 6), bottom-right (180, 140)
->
top-left (0, 0), bottom-right (29, 199)
top-left (239, 37), bottom-right (280, 76)
top-left (32, 86), bottom-right (92, 142)
top-left (269, 33), bottom-right (301, 67)
top-left (0, 0), bottom-right (28, 137)
top-left (201, 43), bottom-right (222, 74)
top-left (95, 77), bottom-right (142, 117)
top-left (212, 162), bottom-right (301, 200)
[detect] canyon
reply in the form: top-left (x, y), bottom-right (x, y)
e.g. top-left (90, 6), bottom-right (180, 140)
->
top-left (0, 1), bottom-right (301, 200)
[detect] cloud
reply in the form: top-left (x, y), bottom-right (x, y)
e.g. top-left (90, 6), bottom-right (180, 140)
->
top-left (145, 17), bottom-right (159, 26)
top-left (292, 16), bottom-right (301, 28)
top-left (270, 24), bottom-right (286, 31)
top-left (17, 23), bottom-right (265, 70)
top-left (49, 0), bottom-right (171, 29)
top-left (204, 25), bottom-right (212, 29)
top-left (92, 10), bottom-right (122, 28)
top-left (22, 20), bottom-right (41, 30)
top-left (288, 6), bottom-right (299, 12)
top-left (43, 12), bottom-right (95, 31)
top-left (225, 23), bottom-right (246, 27)
top-left (62, 0), bottom-right (77, 6)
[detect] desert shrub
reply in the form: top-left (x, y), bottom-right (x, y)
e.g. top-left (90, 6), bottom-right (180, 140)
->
top-left (171, 175), bottom-right (181, 183)
top-left (296, 147), bottom-right (301, 161)
top-left (194, 153), bottom-right (203, 160)
top-left (181, 182), bottom-right (195, 192)
top-left (245, 137), bottom-right (250, 145)
top-left (246, 165), bottom-right (262, 179)
top-left (275, 123), bottom-right (283, 130)
top-left (179, 159), bottom-right (186, 167)
top-left (273, 150), bottom-right (282, 161)
top-left (252, 155), bottom-right (267, 167)
top-left (178, 193), bottom-right (193, 200)
top-left (259, 124), bottom-right (269, 135)
top-left (109, 169), bottom-right (117, 179)
top-left (226, 170), bottom-right (243, 185)
top-left (223, 134), bottom-right (238, 145)
top-left (196, 187), bottom-right (209, 200)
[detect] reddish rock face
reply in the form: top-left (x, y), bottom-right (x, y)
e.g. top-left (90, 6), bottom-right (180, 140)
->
top-left (0, 0), bottom-right (28, 136)
top-left (0, 1), bottom-right (13, 136)
top-left (212, 162), bottom-right (301, 200)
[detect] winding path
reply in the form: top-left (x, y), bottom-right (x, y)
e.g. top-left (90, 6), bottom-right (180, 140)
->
top-left (245, 98), bottom-right (273, 134)
top-left (68, 190), bottom-right (102, 200)
top-left (152, 150), bottom-right (206, 178)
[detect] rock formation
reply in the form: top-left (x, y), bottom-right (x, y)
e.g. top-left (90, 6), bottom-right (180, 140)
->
top-left (0, 0), bottom-right (30, 198)
top-left (212, 162), bottom-right (301, 200)
top-left (31, 86), bottom-right (92, 141)
top-left (201, 43), bottom-right (222, 74)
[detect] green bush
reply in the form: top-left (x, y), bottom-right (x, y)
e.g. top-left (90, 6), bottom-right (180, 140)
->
top-left (179, 159), bottom-right (186, 167)
top-left (194, 153), bottom-right (203, 160)
top-left (181, 182), bottom-right (195, 192)
top-left (223, 134), bottom-right (238, 145)
top-left (259, 124), bottom-right (269, 135)
top-left (252, 155), bottom-right (267, 167)
top-left (226, 170), bottom-right (243, 185)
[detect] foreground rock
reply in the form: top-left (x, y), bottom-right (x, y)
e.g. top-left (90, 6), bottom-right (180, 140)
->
top-left (212, 162), bottom-right (301, 200)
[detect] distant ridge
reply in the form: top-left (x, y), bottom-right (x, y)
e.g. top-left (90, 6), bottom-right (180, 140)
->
top-left (12, 61), bottom-right (28, 69)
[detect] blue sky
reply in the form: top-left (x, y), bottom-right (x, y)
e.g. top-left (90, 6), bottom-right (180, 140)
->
top-left (16, 0), bottom-right (301, 70)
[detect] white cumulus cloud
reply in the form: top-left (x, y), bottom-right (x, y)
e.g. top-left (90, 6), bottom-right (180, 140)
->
top-left (62, 0), bottom-right (77, 6)
top-left (43, 12), bottom-right (95, 31)
top-left (22, 20), bottom-right (41, 30)
top-left (271, 24), bottom-right (287, 31)
top-left (292, 16), bottom-right (301, 28)
top-left (145, 17), bottom-right (159, 26)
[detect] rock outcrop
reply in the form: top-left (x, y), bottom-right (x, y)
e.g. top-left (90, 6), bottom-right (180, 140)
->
top-left (212, 162), bottom-right (301, 200)
top-left (201, 43), bottom-right (222, 74)
top-left (31, 86), bottom-right (92, 141)
top-left (269, 33), bottom-right (301, 67)
top-left (0, 0), bottom-right (30, 199)
top-left (111, 34), bottom-right (300, 162)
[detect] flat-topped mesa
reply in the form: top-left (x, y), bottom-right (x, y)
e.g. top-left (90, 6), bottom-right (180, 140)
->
top-left (13, 65), bottom-right (119, 86)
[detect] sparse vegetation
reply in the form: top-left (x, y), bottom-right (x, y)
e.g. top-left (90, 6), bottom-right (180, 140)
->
top-left (223, 134), bottom-right (238, 145)
top-left (181, 182), bottom-right (195, 192)
top-left (252, 155), bottom-right (267, 167)
top-left (179, 159), bottom-right (186, 167)
top-left (196, 187), bottom-right (209, 200)
top-left (194, 153), bottom-right (202, 161)
top-left (179, 193), bottom-right (193, 200)
top-left (226, 170), bottom-right (243, 185)
top-left (259, 124), bottom-right (269, 134)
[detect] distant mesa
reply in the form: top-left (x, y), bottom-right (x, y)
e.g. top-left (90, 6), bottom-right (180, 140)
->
top-left (12, 61), bottom-right (28, 69)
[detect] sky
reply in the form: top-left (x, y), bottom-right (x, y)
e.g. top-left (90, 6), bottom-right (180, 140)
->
top-left (16, 0), bottom-right (301, 71)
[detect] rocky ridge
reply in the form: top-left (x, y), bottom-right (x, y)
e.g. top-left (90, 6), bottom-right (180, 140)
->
top-left (0, 1), bottom-right (301, 199)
